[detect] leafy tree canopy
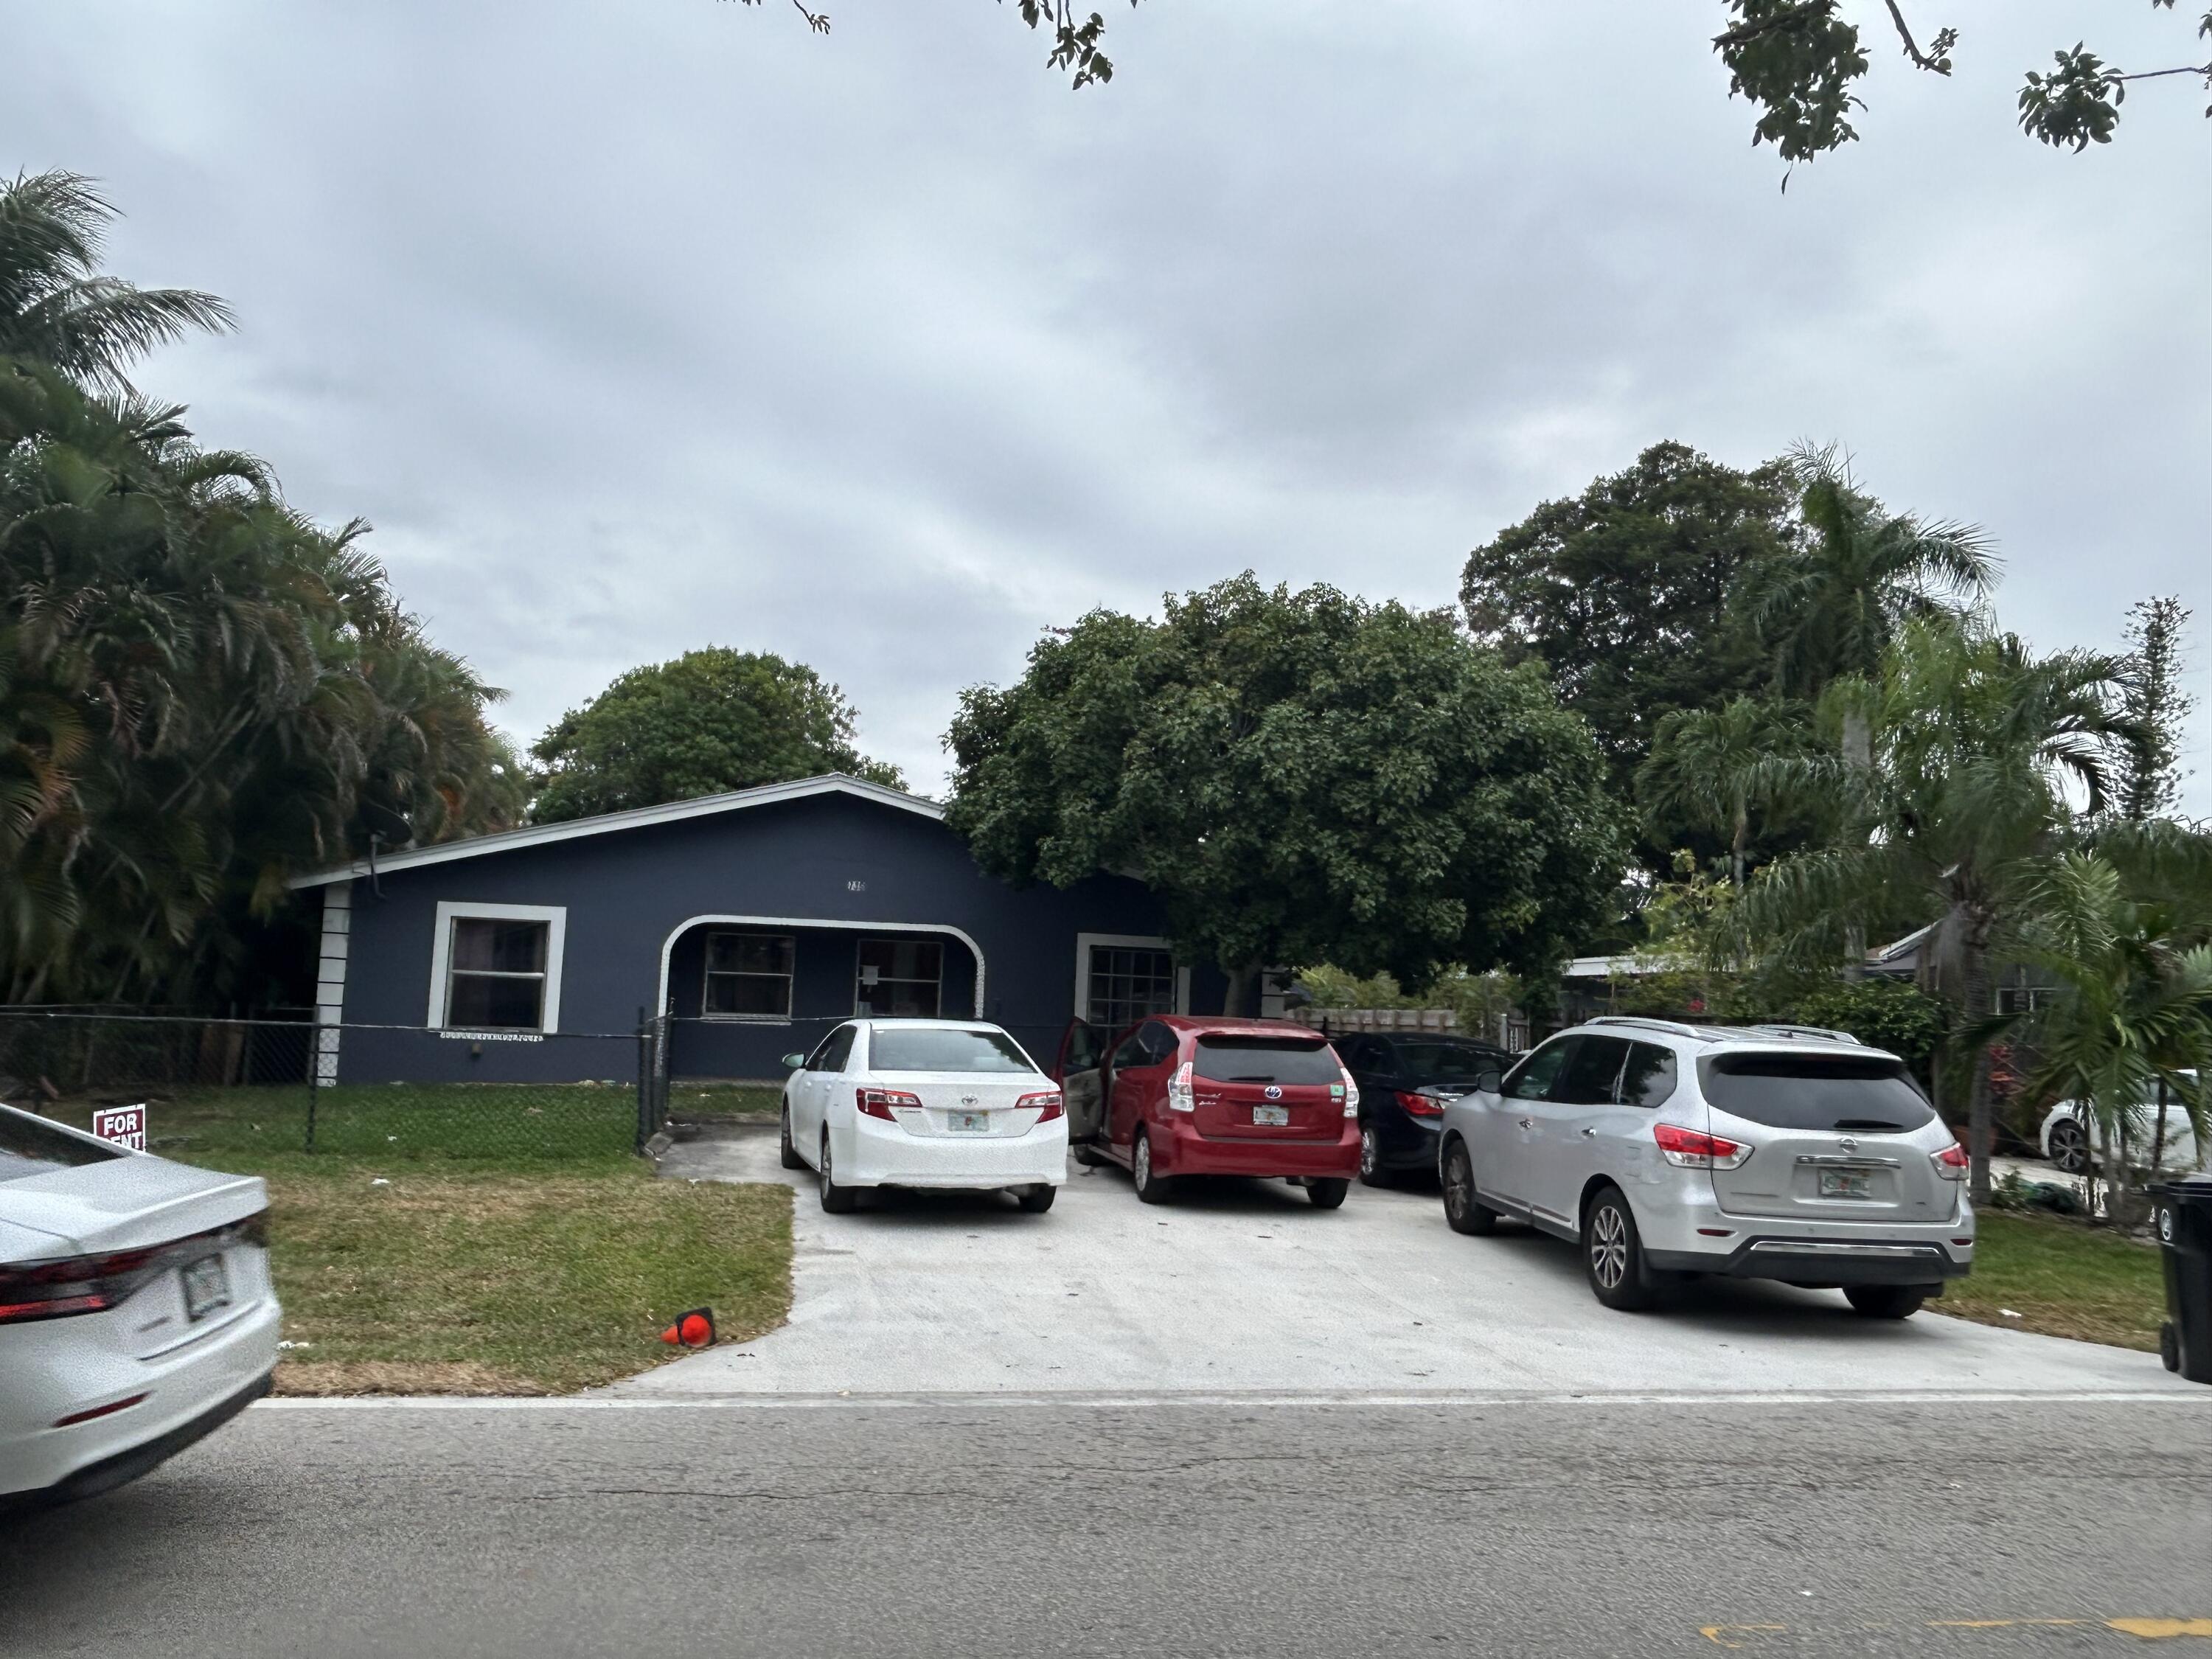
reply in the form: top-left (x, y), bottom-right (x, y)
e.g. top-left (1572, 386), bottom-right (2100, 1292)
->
top-left (529, 647), bottom-right (905, 824)
top-left (1461, 440), bottom-right (1794, 870)
top-left (945, 574), bottom-right (1630, 1004)
top-left (737, 3), bottom-right (2211, 156)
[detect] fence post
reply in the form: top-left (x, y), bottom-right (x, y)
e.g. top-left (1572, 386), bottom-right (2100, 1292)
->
top-left (635, 1006), bottom-right (650, 1154)
top-left (305, 1015), bottom-right (322, 1152)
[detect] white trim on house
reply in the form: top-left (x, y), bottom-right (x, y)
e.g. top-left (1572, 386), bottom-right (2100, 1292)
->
top-left (285, 774), bottom-right (942, 889)
top-left (1072, 932), bottom-right (1188, 1028)
top-left (313, 883), bottom-right (351, 1082)
top-left (428, 901), bottom-right (568, 1033)
top-left (655, 915), bottom-right (987, 1023)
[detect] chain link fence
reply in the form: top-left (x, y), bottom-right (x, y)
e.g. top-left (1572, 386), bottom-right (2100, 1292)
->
top-left (0, 1009), bottom-right (653, 1163)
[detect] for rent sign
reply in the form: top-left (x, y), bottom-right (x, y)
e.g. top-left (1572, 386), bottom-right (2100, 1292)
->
top-left (90, 1103), bottom-right (147, 1151)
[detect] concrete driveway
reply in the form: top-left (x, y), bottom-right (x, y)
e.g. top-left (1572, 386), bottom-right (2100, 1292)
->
top-left (613, 1124), bottom-right (2194, 1398)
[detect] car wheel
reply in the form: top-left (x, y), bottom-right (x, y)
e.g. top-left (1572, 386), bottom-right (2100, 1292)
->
top-left (1440, 1139), bottom-right (1497, 1236)
top-left (1071, 1144), bottom-right (1109, 1167)
top-left (819, 1133), bottom-right (858, 1214)
top-left (1357, 1121), bottom-right (1393, 1187)
top-left (1132, 1129), bottom-right (1174, 1205)
top-left (1583, 1187), bottom-right (1656, 1312)
top-left (1843, 1284), bottom-right (1928, 1320)
top-left (2049, 1116), bottom-right (2091, 1175)
top-left (779, 1103), bottom-right (805, 1170)
top-left (1015, 1183), bottom-right (1057, 1214)
top-left (1307, 1177), bottom-right (1350, 1209)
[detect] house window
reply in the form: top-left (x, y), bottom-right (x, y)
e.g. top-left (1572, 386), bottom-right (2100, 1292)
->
top-left (1084, 942), bottom-right (1178, 1032)
top-left (856, 938), bottom-right (942, 1018)
top-left (447, 919), bottom-right (550, 1030)
top-left (428, 902), bottom-right (566, 1033)
top-left (1996, 985), bottom-right (2053, 1015)
top-left (703, 933), bottom-right (796, 1019)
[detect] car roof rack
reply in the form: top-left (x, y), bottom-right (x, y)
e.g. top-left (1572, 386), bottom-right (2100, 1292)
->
top-left (1584, 1015), bottom-right (1707, 1040)
top-left (1739, 1022), bottom-right (1860, 1044)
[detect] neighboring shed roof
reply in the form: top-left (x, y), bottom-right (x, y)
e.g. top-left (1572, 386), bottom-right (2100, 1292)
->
top-left (286, 773), bottom-right (944, 889)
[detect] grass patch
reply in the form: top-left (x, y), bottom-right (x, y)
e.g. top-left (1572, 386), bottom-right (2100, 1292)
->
top-left (1941, 1212), bottom-right (2169, 1352)
top-left (665, 1082), bottom-right (784, 1121)
top-left (265, 1165), bottom-right (792, 1394)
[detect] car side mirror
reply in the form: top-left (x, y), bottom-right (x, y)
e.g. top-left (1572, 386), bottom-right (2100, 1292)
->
top-left (1476, 1067), bottom-right (1503, 1093)
top-left (780, 1053), bottom-right (807, 1070)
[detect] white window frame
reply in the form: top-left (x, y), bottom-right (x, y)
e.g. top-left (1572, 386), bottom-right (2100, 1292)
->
top-left (700, 930), bottom-right (797, 1023)
top-left (853, 936), bottom-right (946, 1018)
top-left (427, 901), bottom-right (568, 1033)
top-left (1073, 933), bottom-right (1189, 1030)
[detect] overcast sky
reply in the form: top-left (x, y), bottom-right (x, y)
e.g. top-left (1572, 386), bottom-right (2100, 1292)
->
top-left (7, 1), bottom-right (2208, 807)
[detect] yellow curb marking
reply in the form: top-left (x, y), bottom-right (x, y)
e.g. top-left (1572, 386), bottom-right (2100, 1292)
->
top-left (2108, 1620), bottom-right (2212, 1639)
top-left (1701, 1626), bottom-right (1789, 1648)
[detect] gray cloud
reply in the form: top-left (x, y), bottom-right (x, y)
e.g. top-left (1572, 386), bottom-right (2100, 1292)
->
top-left (6, 0), bottom-right (2206, 804)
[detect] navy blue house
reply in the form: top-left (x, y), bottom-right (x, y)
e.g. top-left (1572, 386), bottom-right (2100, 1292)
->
top-left (289, 775), bottom-right (1227, 1085)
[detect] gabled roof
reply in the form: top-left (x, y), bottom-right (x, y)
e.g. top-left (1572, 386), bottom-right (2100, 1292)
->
top-left (287, 773), bottom-right (944, 889)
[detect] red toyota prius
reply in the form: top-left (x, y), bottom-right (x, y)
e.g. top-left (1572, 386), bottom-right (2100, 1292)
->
top-left (1053, 1015), bottom-right (1361, 1208)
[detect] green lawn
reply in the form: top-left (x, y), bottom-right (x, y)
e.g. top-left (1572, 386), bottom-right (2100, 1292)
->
top-left (1941, 1212), bottom-right (2170, 1352)
top-left (30, 1085), bottom-right (793, 1394)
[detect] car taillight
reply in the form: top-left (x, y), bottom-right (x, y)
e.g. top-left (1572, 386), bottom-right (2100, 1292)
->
top-left (1166, 1061), bottom-right (1195, 1113)
top-left (1931, 1141), bottom-right (1969, 1180)
top-left (1340, 1071), bottom-right (1361, 1117)
top-left (856, 1087), bottom-right (922, 1120)
top-left (0, 1212), bottom-right (264, 1326)
top-left (1017, 1091), bottom-right (1063, 1122)
top-left (1394, 1089), bottom-right (1444, 1119)
top-left (1653, 1121), bottom-right (1750, 1170)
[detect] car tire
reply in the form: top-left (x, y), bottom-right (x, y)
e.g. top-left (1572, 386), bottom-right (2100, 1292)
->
top-left (1072, 1144), bottom-right (1109, 1168)
top-left (1843, 1284), bottom-right (1928, 1320)
top-left (1357, 1121), bottom-right (1393, 1187)
top-left (2049, 1116), bottom-right (2091, 1175)
top-left (779, 1104), bottom-right (806, 1170)
top-left (819, 1133), bottom-right (858, 1214)
top-left (1583, 1186), bottom-right (1657, 1312)
top-left (1440, 1138), bottom-right (1498, 1236)
top-left (1307, 1177), bottom-right (1350, 1210)
top-left (1132, 1129), bottom-right (1174, 1205)
top-left (1015, 1183), bottom-right (1057, 1214)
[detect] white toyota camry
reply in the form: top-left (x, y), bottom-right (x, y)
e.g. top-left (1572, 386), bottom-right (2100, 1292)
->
top-left (1, 1103), bottom-right (280, 1512)
top-left (779, 1020), bottom-right (1067, 1213)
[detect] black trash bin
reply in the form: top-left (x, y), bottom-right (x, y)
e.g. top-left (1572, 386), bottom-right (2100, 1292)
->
top-left (2152, 1174), bottom-right (2212, 1385)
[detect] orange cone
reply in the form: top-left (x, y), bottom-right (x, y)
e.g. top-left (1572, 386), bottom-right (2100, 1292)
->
top-left (659, 1307), bottom-right (715, 1348)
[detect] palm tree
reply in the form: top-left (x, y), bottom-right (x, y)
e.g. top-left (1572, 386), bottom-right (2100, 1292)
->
top-left (1636, 696), bottom-right (1803, 887)
top-left (1739, 619), bottom-right (2136, 1203)
top-left (1745, 443), bottom-right (2000, 770)
top-left (0, 170), bottom-right (232, 388)
top-left (2016, 852), bottom-right (2212, 1226)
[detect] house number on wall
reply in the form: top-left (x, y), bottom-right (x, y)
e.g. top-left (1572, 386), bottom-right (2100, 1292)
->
top-left (846, 880), bottom-right (866, 892)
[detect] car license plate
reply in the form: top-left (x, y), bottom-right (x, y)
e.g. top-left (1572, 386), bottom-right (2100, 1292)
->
top-left (181, 1253), bottom-right (232, 1322)
top-left (949, 1110), bottom-right (990, 1134)
top-left (1818, 1168), bottom-right (1874, 1199)
top-left (1253, 1105), bottom-right (1290, 1127)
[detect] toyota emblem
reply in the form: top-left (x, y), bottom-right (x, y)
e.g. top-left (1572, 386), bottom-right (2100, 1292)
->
top-left (1837, 1136), bottom-right (1859, 1152)
top-left (1264, 1085), bottom-right (1283, 1101)
top-left (960, 1095), bottom-right (978, 1106)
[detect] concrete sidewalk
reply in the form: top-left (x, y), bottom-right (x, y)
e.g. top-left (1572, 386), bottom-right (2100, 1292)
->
top-left (609, 1123), bottom-right (2197, 1399)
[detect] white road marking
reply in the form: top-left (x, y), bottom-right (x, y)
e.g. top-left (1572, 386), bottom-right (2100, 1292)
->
top-left (254, 1388), bottom-right (2212, 1411)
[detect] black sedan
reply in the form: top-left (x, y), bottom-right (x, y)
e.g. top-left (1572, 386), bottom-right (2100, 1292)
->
top-left (1336, 1032), bottom-right (1511, 1186)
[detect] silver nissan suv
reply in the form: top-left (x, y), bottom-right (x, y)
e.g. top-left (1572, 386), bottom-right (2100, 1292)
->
top-left (1434, 1016), bottom-right (1973, 1318)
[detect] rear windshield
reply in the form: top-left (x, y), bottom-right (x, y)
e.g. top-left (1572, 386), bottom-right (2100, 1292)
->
top-left (868, 1027), bottom-right (1036, 1074)
top-left (1698, 1054), bottom-right (1935, 1133)
top-left (0, 1108), bottom-right (125, 1183)
top-left (1393, 1042), bottom-right (1504, 1084)
top-left (1192, 1037), bottom-right (1343, 1085)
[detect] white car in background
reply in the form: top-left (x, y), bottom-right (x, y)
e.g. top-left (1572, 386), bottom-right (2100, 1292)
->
top-left (779, 1020), bottom-right (1068, 1213)
top-left (1, 1103), bottom-right (279, 1512)
top-left (2041, 1079), bottom-right (2204, 1175)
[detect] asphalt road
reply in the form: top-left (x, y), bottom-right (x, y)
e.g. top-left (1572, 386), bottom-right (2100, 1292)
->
top-left (630, 1126), bottom-right (2193, 1398)
top-left (4, 1395), bottom-right (2209, 1658)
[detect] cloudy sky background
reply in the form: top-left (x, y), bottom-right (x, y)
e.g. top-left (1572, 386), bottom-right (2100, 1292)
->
top-left (7, 0), bottom-right (2208, 807)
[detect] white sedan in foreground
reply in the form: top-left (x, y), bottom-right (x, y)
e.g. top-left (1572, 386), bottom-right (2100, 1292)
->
top-left (1, 1104), bottom-right (279, 1512)
top-left (779, 1020), bottom-right (1067, 1213)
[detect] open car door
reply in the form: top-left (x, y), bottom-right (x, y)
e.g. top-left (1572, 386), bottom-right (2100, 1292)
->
top-left (1053, 1018), bottom-right (1106, 1146)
